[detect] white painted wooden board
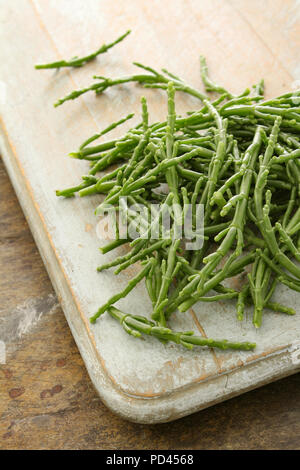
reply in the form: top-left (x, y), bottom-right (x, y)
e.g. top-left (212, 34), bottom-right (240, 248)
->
top-left (0, 0), bottom-right (300, 423)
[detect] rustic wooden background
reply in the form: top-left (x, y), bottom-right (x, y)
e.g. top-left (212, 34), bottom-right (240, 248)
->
top-left (1, 0), bottom-right (300, 448)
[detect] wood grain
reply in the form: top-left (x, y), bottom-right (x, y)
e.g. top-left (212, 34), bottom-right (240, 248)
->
top-left (0, 158), bottom-right (300, 450)
top-left (0, 0), bottom-right (300, 424)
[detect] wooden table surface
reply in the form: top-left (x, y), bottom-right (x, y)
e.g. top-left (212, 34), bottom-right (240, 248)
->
top-left (0, 157), bottom-right (300, 450)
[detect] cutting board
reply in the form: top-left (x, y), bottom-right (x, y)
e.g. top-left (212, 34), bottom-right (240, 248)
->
top-left (1, 0), bottom-right (300, 423)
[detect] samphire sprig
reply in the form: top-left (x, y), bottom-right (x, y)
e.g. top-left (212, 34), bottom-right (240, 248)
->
top-left (38, 40), bottom-right (300, 351)
top-left (35, 30), bottom-right (131, 69)
top-left (108, 306), bottom-right (256, 351)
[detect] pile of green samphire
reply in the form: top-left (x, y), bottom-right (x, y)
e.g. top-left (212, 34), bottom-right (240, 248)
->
top-left (36, 31), bottom-right (300, 352)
